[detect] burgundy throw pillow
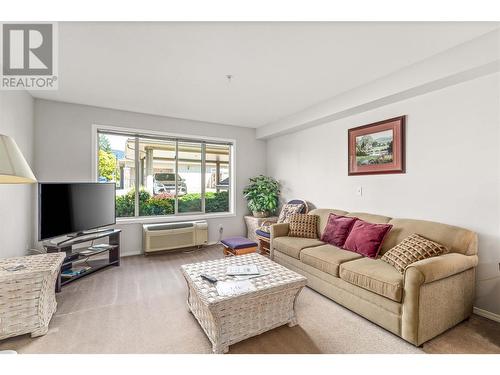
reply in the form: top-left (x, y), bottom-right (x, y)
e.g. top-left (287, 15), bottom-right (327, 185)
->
top-left (320, 214), bottom-right (358, 247)
top-left (343, 220), bottom-right (393, 258)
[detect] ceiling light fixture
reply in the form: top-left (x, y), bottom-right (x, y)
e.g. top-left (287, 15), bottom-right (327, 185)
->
top-left (226, 74), bottom-right (233, 83)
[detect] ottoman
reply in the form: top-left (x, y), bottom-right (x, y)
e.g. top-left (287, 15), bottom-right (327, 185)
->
top-left (221, 236), bottom-right (257, 256)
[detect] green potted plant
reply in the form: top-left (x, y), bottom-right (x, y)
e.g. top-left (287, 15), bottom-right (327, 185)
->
top-left (243, 175), bottom-right (280, 218)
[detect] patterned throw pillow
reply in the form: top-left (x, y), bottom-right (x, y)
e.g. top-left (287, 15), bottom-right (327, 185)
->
top-left (278, 203), bottom-right (305, 223)
top-left (381, 234), bottom-right (448, 274)
top-left (288, 214), bottom-right (319, 239)
top-left (258, 225), bottom-right (271, 234)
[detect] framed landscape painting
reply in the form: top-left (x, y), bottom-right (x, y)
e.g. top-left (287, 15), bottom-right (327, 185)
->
top-left (348, 116), bottom-right (406, 175)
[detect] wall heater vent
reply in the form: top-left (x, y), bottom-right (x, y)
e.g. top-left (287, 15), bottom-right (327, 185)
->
top-left (143, 220), bottom-right (208, 253)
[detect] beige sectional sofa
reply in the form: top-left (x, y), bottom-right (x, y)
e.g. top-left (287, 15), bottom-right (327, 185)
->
top-left (270, 208), bottom-right (478, 346)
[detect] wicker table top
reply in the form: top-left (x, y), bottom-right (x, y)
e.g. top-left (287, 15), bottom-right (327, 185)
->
top-left (181, 253), bottom-right (307, 304)
top-left (0, 253), bottom-right (65, 278)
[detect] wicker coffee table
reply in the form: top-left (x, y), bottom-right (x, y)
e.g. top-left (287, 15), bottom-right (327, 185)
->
top-left (181, 253), bottom-right (307, 353)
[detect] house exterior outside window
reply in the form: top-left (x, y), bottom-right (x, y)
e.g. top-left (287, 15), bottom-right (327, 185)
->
top-left (95, 127), bottom-right (233, 220)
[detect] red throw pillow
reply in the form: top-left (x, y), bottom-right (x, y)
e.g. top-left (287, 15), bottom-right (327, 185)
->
top-left (320, 214), bottom-right (358, 247)
top-left (343, 220), bottom-right (393, 258)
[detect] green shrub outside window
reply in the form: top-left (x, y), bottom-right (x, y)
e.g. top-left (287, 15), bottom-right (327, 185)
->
top-left (116, 190), bottom-right (229, 217)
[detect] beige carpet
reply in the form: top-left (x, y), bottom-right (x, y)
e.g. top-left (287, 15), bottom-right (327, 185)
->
top-left (0, 245), bottom-right (498, 354)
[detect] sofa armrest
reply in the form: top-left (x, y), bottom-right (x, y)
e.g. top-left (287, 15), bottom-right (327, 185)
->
top-left (402, 253), bottom-right (477, 345)
top-left (405, 253), bottom-right (478, 285)
top-left (269, 223), bottom-right (289, 259)
top-left (270, 223), bottom-right (289, 239)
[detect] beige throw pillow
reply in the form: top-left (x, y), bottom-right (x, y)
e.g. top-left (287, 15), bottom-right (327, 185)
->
top-left (381, 233), bottom-right (448, 274)
top-left (288, 214), bottom-right (319, 239)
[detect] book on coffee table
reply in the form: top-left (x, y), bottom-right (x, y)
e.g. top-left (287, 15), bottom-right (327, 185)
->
top-left (226, 264), bottom-right (259, 276)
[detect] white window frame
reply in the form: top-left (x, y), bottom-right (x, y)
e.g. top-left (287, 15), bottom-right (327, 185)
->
top-left (92, 124), bottom-right (236, 224)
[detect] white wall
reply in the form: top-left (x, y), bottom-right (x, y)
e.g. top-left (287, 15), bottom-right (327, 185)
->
top-left (34, 99), bottom-right (266, 255)
top-left (0, 91), bottom-right (35, 258)
top-left (257, 28), bottom-right (500, 139)
top-left (267, 73), bottom-right (500, 315)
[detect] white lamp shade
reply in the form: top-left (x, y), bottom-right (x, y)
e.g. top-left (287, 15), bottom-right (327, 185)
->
top-left (0, 134), bottom-right (37, 184)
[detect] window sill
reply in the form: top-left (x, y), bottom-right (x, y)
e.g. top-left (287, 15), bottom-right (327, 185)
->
top-left (115, 212), bottom-right (236, 225)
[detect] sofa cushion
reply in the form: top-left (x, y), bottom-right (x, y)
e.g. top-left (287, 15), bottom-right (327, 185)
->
top-left (320, 214), bottom-right (358, 247)
top-left (274, 250), bottom-right (403, 317)
top-left (343, 220), bottom-right (393, 258)
top-left (273, 236), bottom-right (324, 259)
top-left (381, 233), bottom-right (448, 273)
top-left (288, 214), bottom-right (319, 239)
top-left (300, 244), bottom-right (363, 277)
top-left (345, 212), bottom-right (392, 224)
top-left (339, 257), bottom-right (404, 302)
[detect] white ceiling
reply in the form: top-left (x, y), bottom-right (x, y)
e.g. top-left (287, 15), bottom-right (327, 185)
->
top-left (31, 22), bottom-right (499, 128)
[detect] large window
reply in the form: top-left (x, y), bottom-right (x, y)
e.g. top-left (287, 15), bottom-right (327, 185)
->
top-left (97, 130), bottom-right (232, 218)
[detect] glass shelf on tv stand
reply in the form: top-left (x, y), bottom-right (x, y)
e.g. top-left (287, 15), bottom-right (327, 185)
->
top-left (45, 228), bottom-right (118, 248)
top-left (47, 229), bottom-right (121, 292)
top-left (61, 245), bottom-right (118, 267)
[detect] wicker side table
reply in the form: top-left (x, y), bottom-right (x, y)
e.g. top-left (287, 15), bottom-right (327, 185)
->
top-left (0, 253), bottom-right (65, 340)
top-left (181, 253), bottom-right (307, 353)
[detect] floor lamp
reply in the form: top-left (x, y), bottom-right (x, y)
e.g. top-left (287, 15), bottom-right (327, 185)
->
top-left (0, 134), bottom-right (37, 354)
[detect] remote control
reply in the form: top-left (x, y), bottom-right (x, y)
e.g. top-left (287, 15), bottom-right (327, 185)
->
top-left (200, 273), bottom-right (218, 283)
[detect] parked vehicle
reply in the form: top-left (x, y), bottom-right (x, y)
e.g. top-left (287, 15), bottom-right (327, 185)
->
top-left (153, 173), bottom-right (187, 195)
top-left (215, 176), bottom-right (229, 191)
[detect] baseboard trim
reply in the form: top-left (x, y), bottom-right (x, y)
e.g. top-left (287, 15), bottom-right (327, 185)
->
top-left (473, 306), bottom-right (500, 323)
top-left (121, 241), bottom-right (220, 257)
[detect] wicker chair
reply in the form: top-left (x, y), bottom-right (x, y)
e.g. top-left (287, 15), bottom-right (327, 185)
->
top-left (256, 199), bottom-right (308, 255)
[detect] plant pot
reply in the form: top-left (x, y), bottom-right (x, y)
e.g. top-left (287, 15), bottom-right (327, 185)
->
top-left (252, 211), bottom-right (269, 218)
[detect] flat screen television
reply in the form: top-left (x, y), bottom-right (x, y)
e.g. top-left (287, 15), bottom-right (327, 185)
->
top-left (39, 182), bottom-right (116, 241)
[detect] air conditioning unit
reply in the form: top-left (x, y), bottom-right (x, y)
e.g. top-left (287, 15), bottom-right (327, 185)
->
top-left (143, 220), bottom-right (208, 254)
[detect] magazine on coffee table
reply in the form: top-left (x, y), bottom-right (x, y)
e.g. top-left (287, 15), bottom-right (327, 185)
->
top-left (226, 264), bottom-right (259, 276)
top-left (216, 280), bottom-right (256, 297)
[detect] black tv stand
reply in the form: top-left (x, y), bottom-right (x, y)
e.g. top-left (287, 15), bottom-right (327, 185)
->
top-left (44, 229), bottom-right (121, 292)
top-left (58, 228), bottom-right (115, 245)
